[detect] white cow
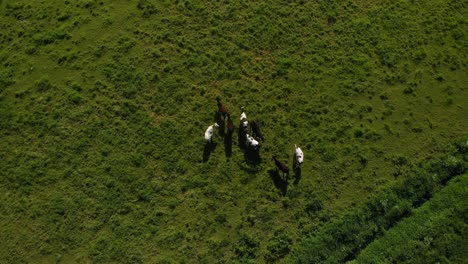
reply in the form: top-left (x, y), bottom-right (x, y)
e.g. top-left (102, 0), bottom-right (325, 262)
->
top-left (246, 134), bottom-right (260, 150)
top-left (295, 144), bottom-right (304, 168)
top-left (204, 123), bottom-right (219, 143)
top-left (240, 107), bottom-right (248, 130)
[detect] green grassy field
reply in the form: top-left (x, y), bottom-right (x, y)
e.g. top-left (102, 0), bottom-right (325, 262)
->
top-left (0, 0), bottom-right (467, 263)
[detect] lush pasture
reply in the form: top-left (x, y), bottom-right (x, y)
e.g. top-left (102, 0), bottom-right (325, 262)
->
top-left (0, 0), bottom-right (466, 263)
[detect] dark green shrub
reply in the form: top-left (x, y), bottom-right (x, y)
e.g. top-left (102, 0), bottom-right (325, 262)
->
top-left (0, 68), bottom-right (14, 90)
top-left (215, 214), bottom-right (227, 225)
top-left (364, 129), bottom-right (381, 141)
top-left (445, 96), bottom-right (453, 105)
top-left (116, 37), bottom-right (136, 53)
top-left (354, 128), bottom-right (364, 138)
top-left (137, 0), bottom-right (158, 17)
top-left (67, 89), bottom-right (83, 104)
top-left (304, 193), bottom-right (323, 216)
top-left (80, 0), bottom-right (96, 9)
top-left (403, 86), bottom-right (414, 94)
top-left (33, 29), bottom-right (71, 46)
top-left (34, 77), bottom-right (54, 91)
top-left (358, 154), bottom-right (368, 167)
top-left (234, 234), bottom-right (259, 260)
top-left (5, 3), bottom-right (33, 20)
top-left (265, 230), bottom-right (292, 262)
top-left (453, 138), bottom-right (468, 155)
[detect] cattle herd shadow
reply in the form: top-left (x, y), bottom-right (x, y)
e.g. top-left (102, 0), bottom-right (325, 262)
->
top-left (268, 169), bottom-right (288, 196)
top-left (203, 142), bottom-right (217, 162)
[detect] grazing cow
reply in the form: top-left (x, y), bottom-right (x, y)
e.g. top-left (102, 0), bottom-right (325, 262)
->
top-left (246, 133), bottom-right (260, 151)
top-left (204, 123), bottom-right (219, 143)
top-left (216, 98), bottom-right (229, 119)
top-left (250, 121), bottom-right (264, 141)
top-left (273, 155), bottom-right (289, 177)
top-left (294, 144), bottom-right (304, 169)
top-left (240, 107), bottom-right (249, 132)
top-left (227, 114), bottom-right (235, 134)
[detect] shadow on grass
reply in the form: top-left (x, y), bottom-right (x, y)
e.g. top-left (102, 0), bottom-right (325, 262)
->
top-left (292, 155), bottom-right (302, 185)
top-left (244, 147), bottom-right (261, 165)
top-left (203, 142), bottom-right (217, 162)
top-left (224, 131), bottom-right (233, 158)
top-left (293, 166), bottom-right (302, 185)
top-left (215, 112), bottom-right (225, 137)
top-left (238, 151), bottom-right (262, 175)
top-left (268, 169), bottom-right (288, 196)
top-left (237, 123), bottom-right (246, 150)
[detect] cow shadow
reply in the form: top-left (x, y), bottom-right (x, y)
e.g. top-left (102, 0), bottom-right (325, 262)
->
top-left (268, 169), bottom-right (288, 196)
top-left (224, 132), bottom-right (233, 158)
top-left (238, 125), bottom-right (247, 150)
top-left (292, 155), bottom-right (302, 185)
top-left (203, 142), bottom-right (217, 162)
top-left (215, 112), bottom-right (225, 137)
top-left (244, 147), bottom-right (261, 165)
top-left (293, 166), bottom-right (302, 185)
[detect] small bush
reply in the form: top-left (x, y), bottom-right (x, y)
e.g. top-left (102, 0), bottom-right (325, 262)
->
top-left (403, 86), bottom-right (414, 94)
top-left (34, 77), bottom-right (54, 91)
top-left (137, 0), bottom-right (158, 17)
top-left (304, 193), bottom-right (323, 215)
top-left (80, 0), bottom-right (96, 9)
top-left (445, 96), bottom-right (454, 105)
top-left (234, 233), bottom-right (260, 260)
top-left (67, 89), bottom-right (83, 104)
top-left (33, 29), bottom-right (71, 46)
top-left (0, 68), bottom-right (15, 90)
top-left (265, 230), bottom-right (293, 262)
top-left (354, 128), bottom-right (364, 138)
top-left (116, 37), bottom-right (136, 53)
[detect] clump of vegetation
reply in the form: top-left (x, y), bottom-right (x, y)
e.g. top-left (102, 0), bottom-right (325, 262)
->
top-left (0, 68), bottom-right (15, 91)
top-left (137, 0), bottom-right (157, 17)
top-left (265, 230), bottom-right (293, 262)
top-left (34, 76), bottom-right (54, 91)
top-left (234, 233), bottom-right (260, 262)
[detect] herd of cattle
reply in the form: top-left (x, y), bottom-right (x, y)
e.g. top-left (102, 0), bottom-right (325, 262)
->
top-left (204, 98), bottom-right (304, 176)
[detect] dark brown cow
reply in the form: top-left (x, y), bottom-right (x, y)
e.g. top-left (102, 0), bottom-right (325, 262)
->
top-left (216, 98), bottom-right (229, 119)
top-left (273, 155), bottom-right (289, 177)
top-left (250, 120), bottom-right (264, 141)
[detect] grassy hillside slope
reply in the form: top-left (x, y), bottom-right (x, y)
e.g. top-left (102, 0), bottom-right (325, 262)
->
top-left (350, 173), bottom-right (467, 264)
top-left (0, 0), bottom-right (466, 263)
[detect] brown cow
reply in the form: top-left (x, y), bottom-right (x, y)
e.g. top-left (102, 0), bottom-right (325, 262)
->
top-left (272, 155), bottom-right (289, 178)
top-left (216, 97), bottom-right (229, 119)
